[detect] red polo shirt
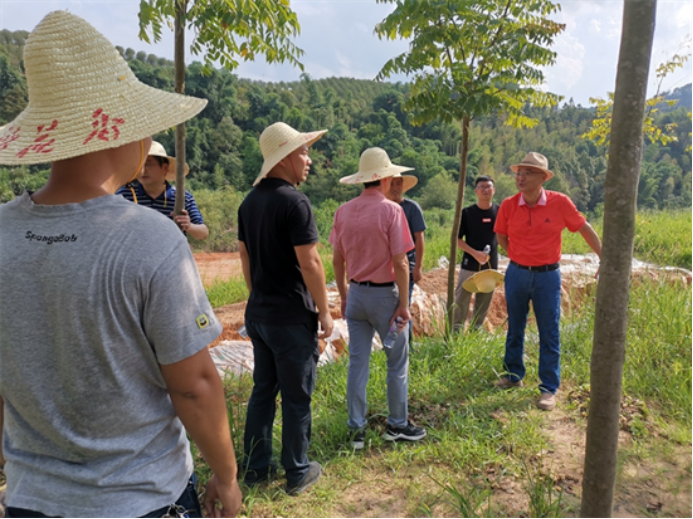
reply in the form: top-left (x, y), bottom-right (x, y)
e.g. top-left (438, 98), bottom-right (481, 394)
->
top-left (330, 189), bottom-right (414, 283)
top-left (494, 189), bottom-right (586, 266)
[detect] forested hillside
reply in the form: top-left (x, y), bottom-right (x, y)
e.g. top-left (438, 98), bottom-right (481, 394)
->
top-left (1, 30), bottom-right (691, 213)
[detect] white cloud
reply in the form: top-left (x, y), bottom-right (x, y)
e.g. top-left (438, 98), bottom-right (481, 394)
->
top-left (544, 32), bottom-right (585, 93)
top-left (589, 19), bottom-right (601, 34)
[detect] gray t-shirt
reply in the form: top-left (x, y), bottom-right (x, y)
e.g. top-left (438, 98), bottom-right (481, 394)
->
top-left (0, 193), bottom-right (222, 517)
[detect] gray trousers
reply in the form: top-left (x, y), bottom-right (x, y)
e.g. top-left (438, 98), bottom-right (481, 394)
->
top-left (452, 268), bottom-right (495, 331)
top-left (345, 283), bottom-right (409, 430)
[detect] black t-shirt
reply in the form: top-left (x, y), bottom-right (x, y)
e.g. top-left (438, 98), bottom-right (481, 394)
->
top-left (238, 178), bottom-right (319, 325)
top-left (458, 203), bottom-right (499, 271)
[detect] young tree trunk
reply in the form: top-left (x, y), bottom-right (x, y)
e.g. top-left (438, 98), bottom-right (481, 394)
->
top-left (580, 1), bottom-right (656, 516)
top-left (447, 115), bottom-right (470, 327)
top-left (173, 0), bottom-right (187, 216)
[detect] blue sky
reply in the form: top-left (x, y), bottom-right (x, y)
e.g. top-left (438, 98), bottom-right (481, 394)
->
top-left (1, 0), bottom-right (691, 106)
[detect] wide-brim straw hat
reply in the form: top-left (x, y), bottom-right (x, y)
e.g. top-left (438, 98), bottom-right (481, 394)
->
top-left (148, 141), bottom-right (190, 182)
top-left (510, 152), bottom-right (554, 180)
top-left (254, 122), bottom-right (327, 186)
top-left (462, 269), bottom-right (505, 294)
top-left (394, 173), bottom-right (418, 192)
top-left (340, 147), bottom-right (413, 184)
top-left (0, 11), bottom-right (207, 166)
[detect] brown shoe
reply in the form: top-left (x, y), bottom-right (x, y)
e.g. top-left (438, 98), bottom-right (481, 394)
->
top-left (495, 377), bottom-right (523, 389)
top-left (537, 392), bottom-right (556, 411)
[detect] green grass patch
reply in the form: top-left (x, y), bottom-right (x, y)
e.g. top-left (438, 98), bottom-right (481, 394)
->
top-left (561, 208), bottom-right (691, 269)
top-left (197, 276), bottom-right (690, 517)
top-left (205, 276), bottom-right (249, 308)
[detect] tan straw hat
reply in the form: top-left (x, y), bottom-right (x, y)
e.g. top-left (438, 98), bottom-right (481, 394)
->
top-left (462, 269), bottom-right (505, 294)
top-left (393, 173), bottom-right (418, 193)
top-left (254, 122), bottom-right (327, 186)
top-left (0, 11), bottom-right (207, 166)
top-left (340, 147), bottom-right (413, 184)
top-left (148, 141), bottom-right (190, 182)
top-left (510, 152), bottom-right (554, 180)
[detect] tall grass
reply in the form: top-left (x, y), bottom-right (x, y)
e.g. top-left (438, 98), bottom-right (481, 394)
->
top-left (206, 276), bottom-right (248, 308)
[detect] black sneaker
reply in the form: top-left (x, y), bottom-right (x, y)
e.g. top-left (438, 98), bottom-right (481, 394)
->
top-left (349, 429), bottom-right (366, 450)
top-left (383, 421), bottom-right (427, 442)
top-left (285, 461), bottom-right (322, 496)
top-left (241, 462), bottom-right (277, 486)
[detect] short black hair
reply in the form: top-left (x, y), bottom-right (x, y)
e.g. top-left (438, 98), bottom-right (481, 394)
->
top-left (363, 180), bottom-right (381, 188)
top-left (152, 156), bottom-right (169, 167)
top-left (475, 175), bottom-right (494, 187)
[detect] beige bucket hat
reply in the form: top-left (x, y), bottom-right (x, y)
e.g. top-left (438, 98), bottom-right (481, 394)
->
top-left (0, 11), bottom-right (207, 166)
top-left (462, 269), bottom-right (505, 294)
top-left (147, 141), bottom-right (190, 182)
top-left (340, 147), bottom-right (413, 184)
top-left (254, 122), bottom-right (327, 186)
top-left (510, 152), bottom-right (554, 180)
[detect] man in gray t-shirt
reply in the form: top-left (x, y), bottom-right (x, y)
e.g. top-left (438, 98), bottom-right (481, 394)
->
top-left (0, 11), bottom-right (242, 517)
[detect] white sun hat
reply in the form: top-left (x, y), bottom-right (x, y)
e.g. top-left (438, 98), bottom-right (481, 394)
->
top-left (340, 147), bottom-right (414, 184)
top-left (147, 141), bottom-right (190, 182)
top-left (0, 11), bottom-right (207, 166)
top-left (253, 122), bottom-right (327, 186)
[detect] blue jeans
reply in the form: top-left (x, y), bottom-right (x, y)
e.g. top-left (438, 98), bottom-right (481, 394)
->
top-left (503, 262), bottom-right (562, 394)
top-left (345, 284), bottom-right (409, 430)
top-left (6, 474), bottom-right (202, 518)
top-left (243, 319), bottom-right (319, 488)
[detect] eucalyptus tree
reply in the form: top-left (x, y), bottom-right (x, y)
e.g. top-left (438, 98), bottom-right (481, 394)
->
top-left (581, 1), bottom-right (657, 516)
top-left (375, 0), bottom-right (565, 323)
top-left (138, 0), bottom-right (303, 215)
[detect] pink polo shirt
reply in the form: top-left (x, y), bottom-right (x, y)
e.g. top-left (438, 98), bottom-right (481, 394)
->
top-left (330, 189), bottom-right (414, 283)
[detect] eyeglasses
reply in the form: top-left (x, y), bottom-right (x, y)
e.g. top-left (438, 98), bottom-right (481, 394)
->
top-left (512, 170), bottom-right (541, 178)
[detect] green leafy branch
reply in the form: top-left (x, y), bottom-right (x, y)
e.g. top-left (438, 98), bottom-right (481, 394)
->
top-left (138, 0), bottom-right (304, 75)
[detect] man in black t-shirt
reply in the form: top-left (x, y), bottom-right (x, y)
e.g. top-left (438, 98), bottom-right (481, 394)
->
top-left (237, 122), bottom-right (333, 496)
top-left (453, 176), bottom-right (500, 331)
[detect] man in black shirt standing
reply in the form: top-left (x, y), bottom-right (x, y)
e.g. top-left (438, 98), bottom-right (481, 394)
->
top-left (452, 176), bottom-right (500, 331)
top-left (237, 122), bottom-right (333, 495)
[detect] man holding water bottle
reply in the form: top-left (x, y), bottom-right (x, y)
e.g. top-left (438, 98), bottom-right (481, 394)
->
top-left (452, 175), bottom-right (500, 331)
top-left (330, 148), bottom-right (427, 451)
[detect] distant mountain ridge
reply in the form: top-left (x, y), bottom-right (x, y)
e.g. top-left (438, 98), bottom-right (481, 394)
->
top-left (0, 30), bottom-right (691, 212)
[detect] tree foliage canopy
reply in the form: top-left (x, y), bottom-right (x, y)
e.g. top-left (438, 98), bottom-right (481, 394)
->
top-left (138, 0), bottom-right (303, 74)
top-left (375, 0), bottom-right (565, 127)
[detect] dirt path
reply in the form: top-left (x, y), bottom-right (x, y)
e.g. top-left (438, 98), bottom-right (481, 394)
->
top-left (194, 252), bottom-right (242, 287)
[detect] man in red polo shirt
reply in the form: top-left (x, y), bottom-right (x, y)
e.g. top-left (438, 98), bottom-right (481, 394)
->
top-left (494, 152), bottom-right (602, 411)
top-left (330, 147), bottom-right (427, 450)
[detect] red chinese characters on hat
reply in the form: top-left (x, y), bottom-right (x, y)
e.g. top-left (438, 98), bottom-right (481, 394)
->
top-left (17, 120), bottom-right (58, 158)
top-left (83, 108), bottom-right (126, 145)
top-left (0, 126), bottom-right (21, 151)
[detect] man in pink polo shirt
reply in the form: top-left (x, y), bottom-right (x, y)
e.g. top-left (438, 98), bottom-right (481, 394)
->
top-left (330, 148), bottom-right (427, 450)
top-left (494, 152), bottom-right (602, 411)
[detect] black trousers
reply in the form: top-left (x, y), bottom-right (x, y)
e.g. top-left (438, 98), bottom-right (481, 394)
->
top-left (242, 318), bottom-right (319, 488)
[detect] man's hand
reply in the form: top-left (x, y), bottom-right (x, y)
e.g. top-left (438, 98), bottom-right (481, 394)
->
top-left (318, 310), bottom-right (334, 339)
top-left (204, 474), bottom-right (243, 518)
top-left (412, 266), bottom-right (423, 283)
top-left (390, 305), bottom-right (411, 327)
top-left (172, 209), bottom-right (192, 232)
top-left (471, 249), bottom-right (489, 265)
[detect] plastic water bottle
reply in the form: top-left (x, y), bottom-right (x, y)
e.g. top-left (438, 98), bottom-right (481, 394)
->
top-left (383, 317), bottom-right (404, 349)
top-left (238, 324), bottom-right (248, 338)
